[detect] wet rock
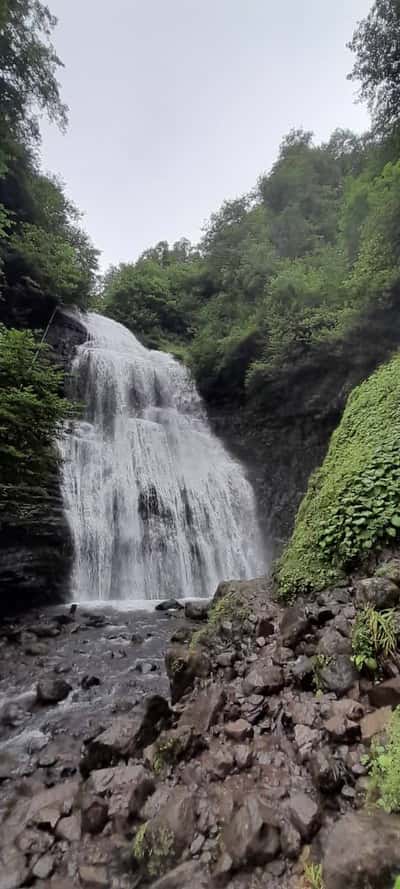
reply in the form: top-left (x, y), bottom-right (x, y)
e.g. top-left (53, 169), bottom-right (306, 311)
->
top-left (320, 655), bottom-right (358, 696)
top-left (131, 632), bottom-right (144, 644)
top-left (170, 626), bottom-right (192, 644)
top-left (360, 706), bottom-right (392, 742)
top-left (280, 606), bottom-right (311, 646)
top-left (356, 576), bottom-right (400, 609)
top-left (80, 696), bottom-right (171, 775)
top-left (24, 641), bottom-right (48, 656)
top-left (257, 616), bottom-right (275, 638)
top-left (36, 676), bottom-right (72, 704)
top-left (376, 559), bottom-right (400, 586)
top-left (82, 612), bottom-right (108, 628)
top-left (220, 796), bottom-right (280, 869)
top-left (180, 684), bottom-right (225, 734)
top-left (184, 601), bottom-right (210, 621)
top-left (156, 599), bottom-right (183, 612)
top-left (135, 660), bottom-right (157, 674)
top-left (29, 622), bottom-right (60, 638)
top-left (368, 677), bottom-right (400, 709)
top-left (242, 662), bottom-right (284, 696)
top-left (288, 792), bottom-right (320, 840)
top-left (323, 811), bottom-right (400, 889)
top-left (224, 719), bottom-right (252, 742)
top-left (81, 674), bottom-right (101, 690)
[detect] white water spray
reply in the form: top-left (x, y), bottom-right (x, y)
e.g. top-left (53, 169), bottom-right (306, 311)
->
top-left (61, 313), bottom-right (266, 601)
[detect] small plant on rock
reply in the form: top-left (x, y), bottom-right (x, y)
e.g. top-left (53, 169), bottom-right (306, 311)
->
top-left (351, 606), bottom-right (397, 673)
top-left (367, 706), bottom-right (400, 812)
top-left (312, 654), bottom-right (331, 692)
top-left (303, 862), bottom-right (324, 889)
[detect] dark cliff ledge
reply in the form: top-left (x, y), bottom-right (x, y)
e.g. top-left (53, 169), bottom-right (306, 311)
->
top-left (0, 309), bottom-right (87, 616)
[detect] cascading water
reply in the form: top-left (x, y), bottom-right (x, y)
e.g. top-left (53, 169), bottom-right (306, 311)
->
top-left (61, 313), bottom-right (266, 601)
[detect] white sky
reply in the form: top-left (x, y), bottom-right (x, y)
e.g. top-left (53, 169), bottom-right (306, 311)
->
top-left (40, 0), bottom-right (372, 269)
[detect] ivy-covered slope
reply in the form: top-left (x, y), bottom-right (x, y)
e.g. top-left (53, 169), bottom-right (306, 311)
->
top-left (277, 354), bottom-right (400, 597)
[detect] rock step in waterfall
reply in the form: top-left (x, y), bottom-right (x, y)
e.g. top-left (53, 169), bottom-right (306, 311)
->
top-left (61, 313), bottom-right (266, 601)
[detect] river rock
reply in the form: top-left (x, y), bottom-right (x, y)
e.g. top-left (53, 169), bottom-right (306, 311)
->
top-left (155, 599), bottom-right (183, 612)
top-left (81, 674), bottom-right (101, 690)
top-left (184, 601), bottom-right (210, 621)
top-left (36, 677), bottom-right (72, 704)
top-left (323, 811), bottom-right (400, 889)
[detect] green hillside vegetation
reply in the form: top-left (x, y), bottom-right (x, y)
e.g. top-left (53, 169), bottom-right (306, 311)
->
top-left (277, 355), bottom-right (400, 596)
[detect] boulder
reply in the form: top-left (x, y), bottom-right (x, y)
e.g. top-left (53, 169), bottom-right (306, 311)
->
top-left (80, 696), bottom-right (171, 775)
top-left (0, 844), bottom-right (29, 889)
top-left (280, 606), bottom-right (311, 646)
top-left (81, 675), bottom-right (101, 690)
top-left (36, 677), bottom-right (72, 704)
top-left (324, 716), bottom-right (361, 742)
top-left (323, 811), bottom-right (400, 889)
top-left (242, 662), bottom-right (284, 696)
top-left (368, 678), bottom-right (400, 709)
top-left (356, 576), bottom-right (400, 609)
top-left (165, 645), bottom-right (211, 703)
top-left (81, 795), bottom-right (108, 835)
top-left (133, 786), bottom-right (196, 877)
top-left (375, 559), bottom-right (400, 587)
top-left (288, 792), bottom-right (321, 840)
top-left (320, 655), bottom-right (358, 696)
top-left (184, 601), bottom-right (210, 621)
top-left (155, 599), bottom-right (183, 611)
top-left (224, 719), bottom-right (252, 742)
top-left (88, 764), bottom-right (154, 819)
top-left (179, 684), bottom-right (225, 734)
top-left (220, 795), bottom-right (280, 869)
top-left (317, 628), bottom-right (351, 657)
top-left (150, 861), bottom-right (209, 889)
top-left (360, 706), bottom-right (392, 742)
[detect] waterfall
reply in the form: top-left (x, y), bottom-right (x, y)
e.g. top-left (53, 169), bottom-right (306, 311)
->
top-left (60, 313), bottom-right (267, 601)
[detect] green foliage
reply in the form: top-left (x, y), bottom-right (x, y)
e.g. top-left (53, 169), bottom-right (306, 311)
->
top-left (277, 355), bottom-right (400, 596)
top-left (0, 326), bottom-right (75, 521)
top-left (348, 0), bottom-right (400, 134)
top-left (351, 606), bottom-right (397, 673)
top-left (132, 822), bottom-right (176, 878)
top-left (303, 863), bottom-right (324, 889)
top-left (367, 706), bottom-right (400, 812)
top-left (393, 878), bottom-right (400, 889)
top-left (312, 655), bottom-right (332, 693)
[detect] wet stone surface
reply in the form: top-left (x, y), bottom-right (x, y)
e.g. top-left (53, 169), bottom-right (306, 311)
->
top-left (0, 604), bottom-right (184, 814)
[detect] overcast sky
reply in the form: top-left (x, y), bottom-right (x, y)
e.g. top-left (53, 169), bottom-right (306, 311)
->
top-left (41, 0), bottom-right (372, 270)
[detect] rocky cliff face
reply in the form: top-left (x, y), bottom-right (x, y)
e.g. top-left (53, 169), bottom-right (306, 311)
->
top-left (0, 310), bottom-right (87, 615)
top-left (209, 301), bottom-right (400, 557)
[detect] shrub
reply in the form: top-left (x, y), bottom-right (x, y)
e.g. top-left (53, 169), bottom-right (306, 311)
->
top-left (368, 706), bottom-right (400, 812)
top-left (351, 606), bottom-right (397, 672)
top-left (302, 863), bottom-right (324, 889)
top-left (277, 355), bottom-right (400, 597)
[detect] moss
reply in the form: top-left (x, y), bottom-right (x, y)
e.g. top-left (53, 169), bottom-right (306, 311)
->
top-left (132, 821), bottom-right (176, 878)
top-left (152, 735), bottom-right (183, 775)
top-left (277, 354), bottom-right (400, 597)
top-left (189, 590), bottom-right (250, 652)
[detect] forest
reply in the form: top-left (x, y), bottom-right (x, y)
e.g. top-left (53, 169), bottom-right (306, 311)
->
top-left (2, 0), bottom-right (400, 593)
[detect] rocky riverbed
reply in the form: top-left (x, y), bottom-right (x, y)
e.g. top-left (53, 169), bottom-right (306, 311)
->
top-left (2, 575), bottom-right (400, 888)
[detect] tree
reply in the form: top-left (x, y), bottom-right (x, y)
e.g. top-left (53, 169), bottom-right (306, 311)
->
top-left (0, 326), bottom-right (74, 493)
top-left (0, 0), bottom-right (67, 148)
top-left (348, 0), bottom-right (400, 134)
